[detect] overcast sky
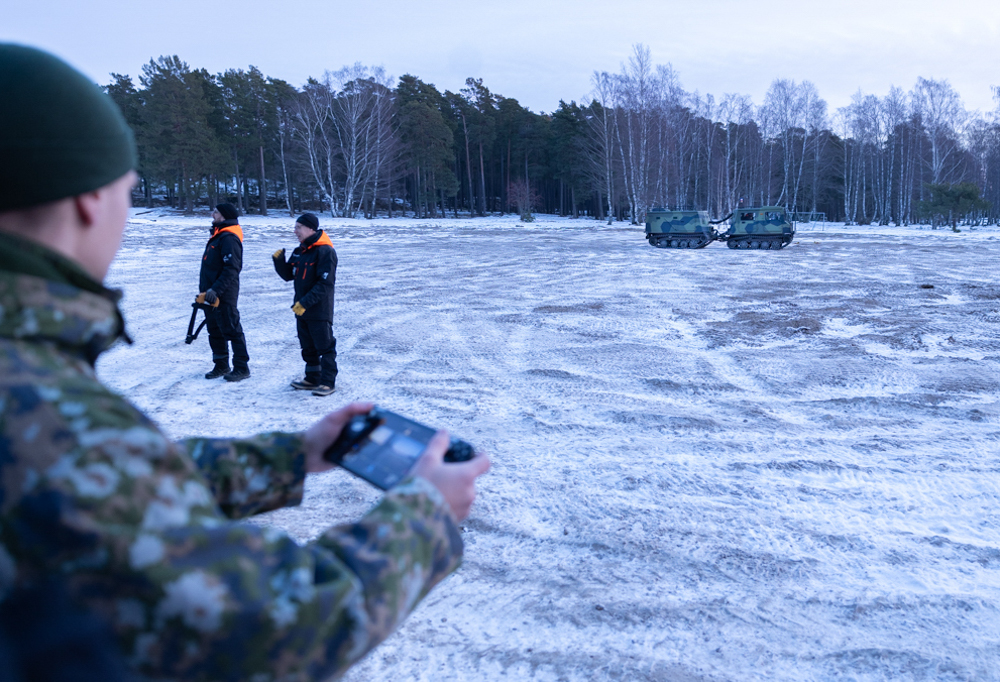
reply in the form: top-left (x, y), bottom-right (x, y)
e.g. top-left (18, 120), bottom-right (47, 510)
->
top-left (4, 0), bottom-right (998, 116)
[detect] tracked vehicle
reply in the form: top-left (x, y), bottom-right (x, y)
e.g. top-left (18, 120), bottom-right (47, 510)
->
top-left (723, 206), bottom-right (794, 250)
top-left (645, 210), bottom-right (715, 248)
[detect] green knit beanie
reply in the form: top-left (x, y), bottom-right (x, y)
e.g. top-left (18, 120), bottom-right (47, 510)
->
top-left (0, 44), bottom-right (137, 212)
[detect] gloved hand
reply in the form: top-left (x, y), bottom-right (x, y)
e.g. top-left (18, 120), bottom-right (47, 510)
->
top-left (292, 302), bottom-right (306, 316)
top-left (272, 248), bottom-right (285, 260)
top-left (204, 289), bottom-right (218, 305)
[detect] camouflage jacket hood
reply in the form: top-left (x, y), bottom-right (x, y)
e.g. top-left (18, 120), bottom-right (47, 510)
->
top-left (0, 233), bottom-right (128, 364)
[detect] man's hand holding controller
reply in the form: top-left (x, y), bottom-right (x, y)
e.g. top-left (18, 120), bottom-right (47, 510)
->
top-left (301, 402), bottom-right (490, 520)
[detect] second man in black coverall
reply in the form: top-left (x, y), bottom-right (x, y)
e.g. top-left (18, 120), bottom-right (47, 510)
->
top-left (200, 202), bottom-right (250, 381)
top-left (272, 213), bottom-right (338, 396)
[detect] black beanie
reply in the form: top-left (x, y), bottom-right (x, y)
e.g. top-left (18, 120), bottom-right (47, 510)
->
top-left (216, 203), bottom-right (239, 221)
top-left (0, 44), bottom-right (138, 212)
top-left (296, 213), bottom-right (319, 231)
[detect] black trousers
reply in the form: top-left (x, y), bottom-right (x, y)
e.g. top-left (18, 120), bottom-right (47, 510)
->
top-left (206, 303), bottom-right (249, 371)
top-left (297, 318), bottom-right (338, 386)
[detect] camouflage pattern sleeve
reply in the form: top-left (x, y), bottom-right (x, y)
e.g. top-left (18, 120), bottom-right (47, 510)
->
top-left (2, 377), bottom-right (463, 681)
top-left (119, 475), bottom-right (462, 681)
top-left (310, 476), bottom-right (464, 671)
top-left (180, 434), bottom-right (307, 520)
top-left (2, 270), bottom-right (466, 681)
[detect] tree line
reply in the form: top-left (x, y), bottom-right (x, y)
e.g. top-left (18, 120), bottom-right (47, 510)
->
top-left (104, 45), bottom-right (1000, 225)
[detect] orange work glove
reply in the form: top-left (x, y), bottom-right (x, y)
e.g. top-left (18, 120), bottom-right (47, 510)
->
top-left (196, 291), bottom-right (220, 307)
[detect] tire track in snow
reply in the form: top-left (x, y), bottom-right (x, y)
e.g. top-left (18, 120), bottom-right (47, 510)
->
top-left (102, 215), bottom-right (1000, 681)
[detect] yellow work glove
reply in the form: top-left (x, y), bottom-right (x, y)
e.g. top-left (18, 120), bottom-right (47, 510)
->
top-left (292, 302), bottom-right (306, 316)
top-left (272, 248), bottom-right (285, 260)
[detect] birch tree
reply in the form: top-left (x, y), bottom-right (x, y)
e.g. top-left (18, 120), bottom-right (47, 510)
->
top-left (328, 64), bottom-right (381, 217)
top-left (912, 77), bottom-right (966, 184)
top-left (292, 78), bottom-right (341, 216)
top-left (615, 44), bottom-right (656, 223)
top-left (589, 71), bottom-right (618, 224)
top-left (717, 94), bottom-right (754, 213)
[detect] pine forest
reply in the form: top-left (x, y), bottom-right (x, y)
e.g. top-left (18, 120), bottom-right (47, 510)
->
top-left (104, 45), bottom-right (1000, 227)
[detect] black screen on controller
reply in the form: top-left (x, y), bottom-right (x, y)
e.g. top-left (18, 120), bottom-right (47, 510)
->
top-left (340, 412), bottom-right (437, 489)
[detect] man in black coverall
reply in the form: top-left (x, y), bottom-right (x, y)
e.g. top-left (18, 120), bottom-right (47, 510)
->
top-left (200, 202), bottom-right (250, 381)
top-left (272, 213), bottom-right (338, 396)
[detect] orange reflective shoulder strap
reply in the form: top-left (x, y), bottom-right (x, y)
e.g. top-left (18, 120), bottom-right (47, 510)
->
top-left (308, 230), bottom-right (333, 250)
top-left (216, 225), bottom-right (244, 242)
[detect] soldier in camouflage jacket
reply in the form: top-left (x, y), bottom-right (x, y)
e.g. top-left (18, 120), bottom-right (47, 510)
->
top-left (0, 44), bottom-right (490, 681)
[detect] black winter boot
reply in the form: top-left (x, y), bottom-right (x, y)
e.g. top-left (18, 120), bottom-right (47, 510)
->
top-left (205, 365), bottom-right (229, 379)
top-left (224, 367), bottom-right (251, 382)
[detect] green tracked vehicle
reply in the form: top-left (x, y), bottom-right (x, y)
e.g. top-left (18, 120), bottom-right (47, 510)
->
top-left (645, 209), bottom-right (716, 248)
top-left (723, 206), bottom-right (794, 250)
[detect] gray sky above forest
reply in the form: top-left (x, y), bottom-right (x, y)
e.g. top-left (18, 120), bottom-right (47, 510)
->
top-left (4, 0), bottom-right (999, 116)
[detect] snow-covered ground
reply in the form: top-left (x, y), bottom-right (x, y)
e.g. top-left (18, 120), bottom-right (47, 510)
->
top-left (101, 210), bottom-right (1000, 681)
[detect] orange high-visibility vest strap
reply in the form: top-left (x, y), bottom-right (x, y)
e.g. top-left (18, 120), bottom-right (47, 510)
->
top-left (306, 231), bottom-right (333, 250)
top-left (213, 224), bottom-right (244, 242)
